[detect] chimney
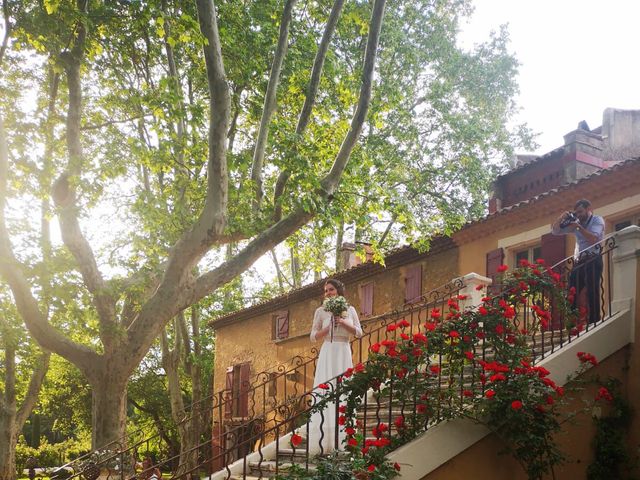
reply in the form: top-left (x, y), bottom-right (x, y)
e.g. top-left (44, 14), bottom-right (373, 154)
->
top-left (338, 242), bottom-right (374, 270)
top-left (601, 108), bottom-right (640, 163)
top-left (339, 242), bottom-right (358, 270)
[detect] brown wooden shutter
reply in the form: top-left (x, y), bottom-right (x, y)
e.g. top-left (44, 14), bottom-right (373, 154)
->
top-left (360, 282), bottom-right (374, 317)
top-left (486, 247), bottom-right (504, 294)
top-left (238, 362), bottom-right (251, 418)
top-left (224, 367), bottom-right (233, 418)
top-left (274, 310), bottom-right (289, 340)
top-left (540, 233), bottom-right (566, 271)
top-left (405, 264), bottom-right (423, 303)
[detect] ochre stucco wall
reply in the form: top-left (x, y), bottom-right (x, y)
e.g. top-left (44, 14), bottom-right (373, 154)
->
top-left (422, 346), bottom-right (634, 480)
top-left (212, 247), bottom-right (459, 395)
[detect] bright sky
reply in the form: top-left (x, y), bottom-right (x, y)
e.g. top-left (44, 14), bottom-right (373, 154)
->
top-left (460, 0), bottom-right (640, 154)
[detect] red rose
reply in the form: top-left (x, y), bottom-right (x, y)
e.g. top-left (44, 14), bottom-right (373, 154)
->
top-left (346, 427), bottom-right (356, 435)
top-left (348, 437), bottom-right (359, 447)
top-left (485, 389), bottom-right (495, 398)
top-left (464, 351), bottom-right (474, 360)
top-left (394, 415), bottom-right (405, 428)
top-left (497, 264), bottom-right (508, 273)
top-left (394, 462), bottom-right (401, 471)
top-left (355, 362), bottom-right (365, 373)
top-left (318, 383), bottom-right (329, 390)
top-left (338, 415), bottom-right (346, 425)
top-left (511, 400), bottom-right (523, 410)
top-left (463, 389), bottom-right (473, 397)
top-left (425, 321), bottom-right (436, 331)
top-left (339, 405), bottom-right (346, 413)
top-left (370, 343), bottom-right (381, 353)
top-left (398, 319), bottom-right (411, 328)
top-left (291, 433), bottom-right (303, 447)
top-left (367, 465), bottom-right (375, 473)
top-left (386, 324), bottom-right (397, 332)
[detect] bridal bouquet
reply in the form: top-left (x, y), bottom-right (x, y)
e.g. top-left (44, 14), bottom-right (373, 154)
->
top-left (323, 295), bottom-right (349, 317)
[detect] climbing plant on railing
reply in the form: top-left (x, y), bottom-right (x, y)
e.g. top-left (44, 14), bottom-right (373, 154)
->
top-left (290, 261), bottom-right (605, 480)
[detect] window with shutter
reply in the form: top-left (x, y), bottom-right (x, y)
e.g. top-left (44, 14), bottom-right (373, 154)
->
top-left (272, 310), bottom-right (289, 340)
top-left (405, 264), bottom-right (423, 303)
top-left (225, 362), bottom-right (252, 418)
top-left (360, 282), bottom-right (374, 317)
top-left (486, 248), bottom-right (504, 295)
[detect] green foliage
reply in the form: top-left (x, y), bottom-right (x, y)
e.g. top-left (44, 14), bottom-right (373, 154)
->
top-left (15, 437), bottom-right (89, 472)
top-left (587, 379), bottom-right (636, 480)
top-left (275, 454), bottom-right (399, 480)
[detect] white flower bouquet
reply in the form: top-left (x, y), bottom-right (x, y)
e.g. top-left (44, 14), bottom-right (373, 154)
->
top-left (323, 295), bottom-right (349, 317)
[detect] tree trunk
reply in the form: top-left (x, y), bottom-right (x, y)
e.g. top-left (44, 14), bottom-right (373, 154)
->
top-left (0, 403), bottom-right (18, 480)
top-left (90, 376), bottom-right (128, 450)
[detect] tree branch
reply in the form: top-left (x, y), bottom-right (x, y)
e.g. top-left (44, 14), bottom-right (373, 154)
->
top-left (16, 350), bottom-right (50, 429)
top-left (0, 0), bottom-right (11, 67)
top-left (250, 0), bottom-right (297, 210)
top-left (53, 0), bottom-right (117, 335)
top-left (190, 207), bottom-right (313, 305)
top-left (155, 0), bottom-right (231, 290)
top-left (80, 113), bottom-right (152, 131)
top-left (320, 0), bottom-right (386, 195)
top-left (0, 115), bottom-right (100, 369)
top-left (273, 0), bottom-right (346, 219)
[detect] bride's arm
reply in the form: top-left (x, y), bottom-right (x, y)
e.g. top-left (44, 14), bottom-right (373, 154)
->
top-left (336, 306), bottom-right (363, 337)
top-left (310, 308), bottom-right (331, 342)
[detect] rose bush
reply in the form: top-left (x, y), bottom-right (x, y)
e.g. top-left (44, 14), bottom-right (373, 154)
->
top-left (286, 261), bottom-right (603, 480)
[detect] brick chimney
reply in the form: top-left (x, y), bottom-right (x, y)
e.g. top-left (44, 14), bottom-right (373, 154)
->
top-left (338, 242), bottom-right (374, 270)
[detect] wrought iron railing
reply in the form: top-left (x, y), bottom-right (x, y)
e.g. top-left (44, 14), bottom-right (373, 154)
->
top-left (61, 278), bottom-right (465, 480)
top-left (204, 237), bottom-right (618, 479)
top-left (66, 235), bottom-right (618, 480)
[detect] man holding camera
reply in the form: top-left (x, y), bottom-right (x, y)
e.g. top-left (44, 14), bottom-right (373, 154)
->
top-left (551, 199), bottom-right (605, 324)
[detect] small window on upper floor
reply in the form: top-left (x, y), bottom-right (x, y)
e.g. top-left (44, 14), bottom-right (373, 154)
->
top-left (272, 310), bottom-right (289, 341)
top-left (514, 245), bottom-right (542, 265)
top-left (613, 212), bottom-right (640, 232)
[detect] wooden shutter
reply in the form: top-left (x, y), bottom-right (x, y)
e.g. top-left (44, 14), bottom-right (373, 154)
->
top-left (405, 264), bottom-right (423, 303)
top-left (224, 367), bottom-right (233, 418)
top-left (540, 233), bottom-right (566, 271)
top-left (274, 310), bottom-right (289, 340)
top-left (360, 282), bottom-right (374, 317)
top-left (238, 362), bottom-right (251, 418)
top-left (541, 234), bottom-right (567, 330)
top-left (486, 248), bottom-right (504, 294)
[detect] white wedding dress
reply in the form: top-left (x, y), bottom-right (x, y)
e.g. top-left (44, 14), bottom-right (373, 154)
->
top-left (307, 305), bottom-right (362, 454)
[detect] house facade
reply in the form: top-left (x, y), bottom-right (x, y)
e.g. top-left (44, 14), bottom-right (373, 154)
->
top-left (209, 108), bottom-right (640, 439)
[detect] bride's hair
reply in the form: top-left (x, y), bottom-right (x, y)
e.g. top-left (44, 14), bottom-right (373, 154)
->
top-left (324, 278), bottom-right (345, 296)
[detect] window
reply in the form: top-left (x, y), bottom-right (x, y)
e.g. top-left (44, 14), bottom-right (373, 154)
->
top-left (612, 212), bottom-right (640, 232)
top-left (360, 282), bottom-right (374, 317)
top-left (272, 310), bottom-right (289, 341)
top-left (514, 245), bottom-right (542, 265)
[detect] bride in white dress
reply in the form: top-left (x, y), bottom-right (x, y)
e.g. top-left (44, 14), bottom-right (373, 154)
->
top-left (307, 279), bottom-right (362, 454)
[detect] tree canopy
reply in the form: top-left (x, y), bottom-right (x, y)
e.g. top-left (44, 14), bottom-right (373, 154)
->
top-left (0, 0), bottom-right (531, 460)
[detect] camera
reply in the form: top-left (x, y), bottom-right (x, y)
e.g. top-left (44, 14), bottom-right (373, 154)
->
top-left (560, 211), bottom-right (578, 228)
